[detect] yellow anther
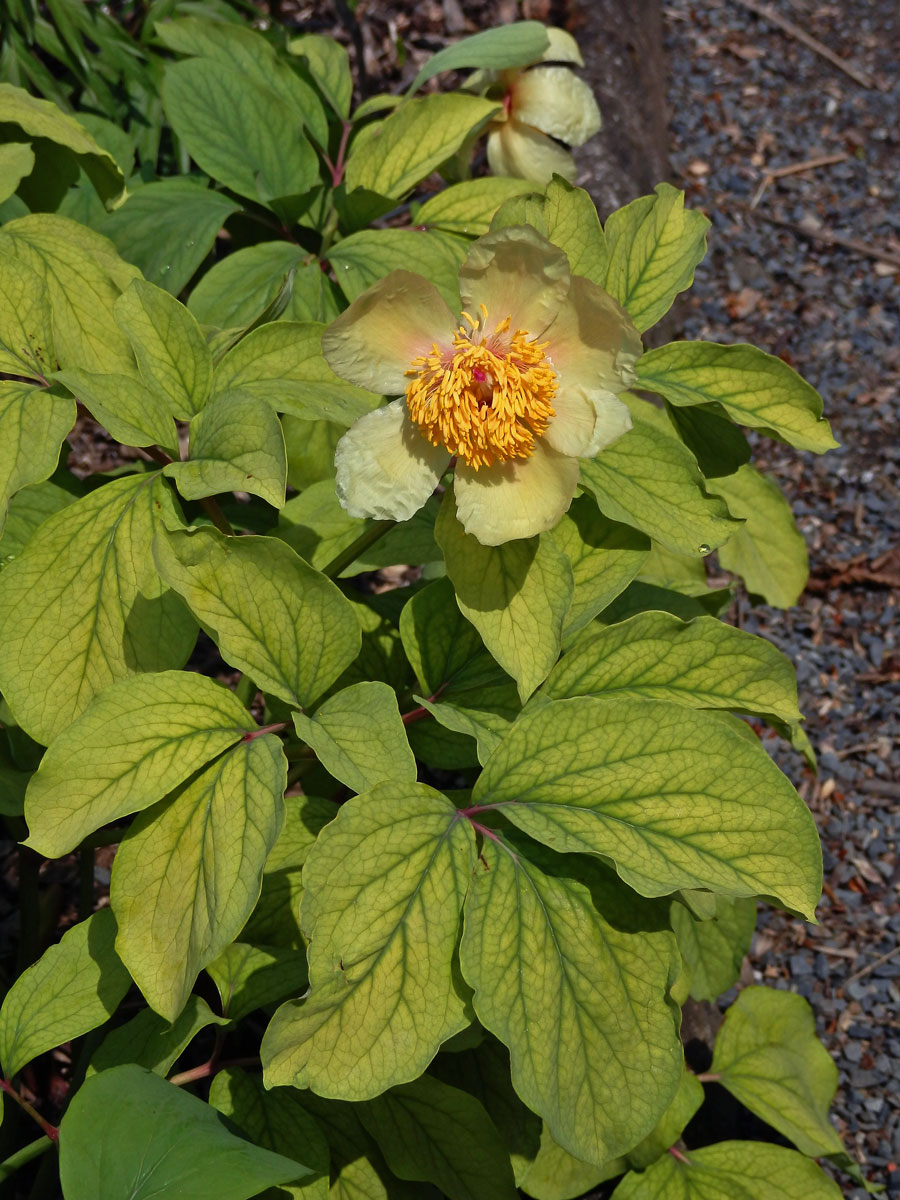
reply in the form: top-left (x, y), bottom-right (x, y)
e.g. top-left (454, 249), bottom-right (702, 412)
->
top-left (405, 309), bottom-right (558, 469)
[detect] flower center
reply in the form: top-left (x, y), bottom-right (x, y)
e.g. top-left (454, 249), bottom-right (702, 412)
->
top-left (405, 305), bottom-right (558, 469)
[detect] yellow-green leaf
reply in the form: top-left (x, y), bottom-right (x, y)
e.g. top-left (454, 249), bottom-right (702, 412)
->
top-left (189, 245), bottom-right (339, 330)
top-left (23, 670), bottom-right (252, 857)
top-left (111, 733), bottom-right (286, 1021)
top-left (460, 841), bottom-right (681, 1166)
top-left (328, 229), bottom-right (468, 311)
top-left (418, 177), bottom-right (538, 236)
top-left (114, 278), bottom-right (213, 418)
top-left (542, 611), bottom-right (802, 724)
top-left (407, 22), bottom-right (549, 93)
top-left (435, 488), bottom-right (573, 702)
top-left (345, 94), bottom-right (500, 199)
top-left (603, 184), bottom-right (710, 332)
top-left (670, 895), bottom-right (757, 1003)
top-left (711, 987), bottom-right (844, 1157)
top-left (0, 382), bottom-right (75, 534)
top-left (493, 178), bottom-right (609, 287)
top-left (207, 943), bottom-right (309, 1023)
top-left (262, 784), bottom-right (476, 1099)
top-left (636, 341), bottom-right (837, 453)
top-left (0, 474), bottom-right (196, 746)
top-left (292, 681), bottom-right (416, 793)
top-left (625, 1069), bottom-right (704, 1169)
top-left (0, 82), bottom-right (125, 208)
top-left (473, 696), bottom-right (822, 917)
top-left (0, 142), bottom-right (34, 204)
top-left (53, 368), bottom-right (177, 450)
top-left (0, 909), bottom-right (129, 1078)
top-left (154, 527), bottom-right (360, 707)
top-left (0, 255), bottom-right (55, 379)
top-left (519, 1124), bottom-right (620, 1200)
top-left (709, 464), bottom-right (809, 607)
top-left (213, 321), bottom-right (379, 427)
top-left (288, 33), bottom-right (352, 118)
top-left (87, 995), bottom-right (228, 1078)
top-left (164, 390), bottom-right (287, 507)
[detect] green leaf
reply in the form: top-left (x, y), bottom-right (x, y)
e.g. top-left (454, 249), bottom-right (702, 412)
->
top-left (0, 477), bottom-right (77, 563)
top-left (603, 184), bottom-right (710, 332)
top-left (519, 1125), bottom-right (619, 1200)
top-left (207, 942), bottom-right (309, 1022)
top-left (165, 390), bottom-right (287, 506)
top-left (292, 682), bottom-right (416, 793)
top-left (548, 495), bottom-right (649, 639)
top-left (0, 381), bottom-right (74, 534)
top-left (288, 33), bottom-right (352, 117)
top-left (190, 244), bottom-right (340, 330)
top-left (111, 733), bottom-right (286, 1021)
top-left (709, 464), bottom-right (809, 607)
top-left (611, 1140), bottom-right (842, 1199)
top-left (359, 1075), bottom-right (518, 1200)
top-left (493, 178), bottom-right (609, 287)
top-left (0, 473), bottom-right (197, 746)
top-left (114, 278), bottom-right (213, 419)
top-left (59, 1064), bottom-right (310, 1200)
top-left (87, 994), bottom-right (228, 1078)
top-left (625, 1069), bottom-right (704, 1169)
top-left (53, 368), bottom-right (177, 450)
top-left (472, 696), bottom-right (822, 916)
top-left (711, 986), bottom-right (843, 1157)
top-left (418, 177), bottom-right (538, 235)
top-left (0, 739), bottom-right (29, 816)
top-left (407, 22), bottom-right (549, 93)
top-left (24, 670), bottom-right (253, 857)
top-left (670, 896), bottom-right (757, 1002)
top-left (345, 94), bottom-right (500, 198)
top-left (161, 58), bottom-right (319, 207)
top-left (211, 1067), bottom-right (330, 1200)
top-left (665, 401), bottom-right (752, 479)
top-left (435, 488), bottom-right (573, 702)
top-left (154, 527), bottom-right (359, 708)
top-left (542, 611), bottom-right (802, 725)
top-left (460, 840), bottom-right (681, 1165)
top-left (0, 81), bottom-right (125, 207)
top-left (580, 395), bottom-right (740, 555)
top-left (329, 228), bottom-right (468, 311)
top-left (0, 142), bottom-right (35, 204)
top-left (98, 179), bottom-right (241, 295)
top-left (262, 785), bottom-right (476, 1099)
top-left (213, 321), bottom-right (379, 427)
top-left (636, 341), bottom-right (837, 453)
top-left (0, 908), bottom-right (129, 1078)
top-left (0, 213), bottom-right (140, 373)
top-left (0, 254), bottom-right (56, 379)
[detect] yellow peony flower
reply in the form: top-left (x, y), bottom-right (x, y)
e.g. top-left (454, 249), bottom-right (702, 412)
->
top-left (484, 28), bottom-right (602, 185)
top-left (322, 225), bottom-right (641, 546)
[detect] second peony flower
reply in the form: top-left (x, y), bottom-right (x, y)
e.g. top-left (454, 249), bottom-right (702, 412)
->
top-left (322, 225), bottom-right (642, 546)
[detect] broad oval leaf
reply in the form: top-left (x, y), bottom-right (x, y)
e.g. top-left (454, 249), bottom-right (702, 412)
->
top-left (670, 895), bottom-right (757, 1003)
top-left (611, 1140), bottom-right (842, 1199)
top-left (711, 986), bottom-right (844, 1157)
top-left (154, 527), bottom-right (360, 708)
top-left (53, 368), bottom-right (177, 451)
top-left (407, 22), bottom-right (549, 92)
top-left (262, 784), bottom-right (476, 1099)
top-left (24, 670), bottom-right (253, 858)
top-left (0, 381), bottom-right (75, 534)
top-left (636, 341), bottom-right (837, 453)
top-left (602, 183), bottom-right (710, 333)
top-left (473, 696), bottom-right (822, 917)
top-left (459, 840), bottom-right (682, 1166)
top-left (0, 908), bottom-right (129, 1078)
top-left (59, 1064), bottom-right (310, 1200)
top-left (111, 734), bottom-right (286, 1021)
top-left (292, 681), bottom-right (416, 793)
top-left (542, 611), bottom-right (802, 724)
top-left (0, 473), bottom-right (197, 746)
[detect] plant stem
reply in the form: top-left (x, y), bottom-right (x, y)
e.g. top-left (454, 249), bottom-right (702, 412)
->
top-left (0, 1081), bottom-right (58, 1143)
top-left (0, 1137), bottom-right (53, 1181)
top-left (199, 497), bottom-right (235, 536)
top-left (669, 1146), bottom-right (692, 1165)
top-left (241, 722), bottom-right (288, 743)
top-left (694, 1071), bottom-right (720, 1083)
top-left (169, 1055), bottom-right (260, 1087)
top-left (321, 520), bottom-right (394, 579)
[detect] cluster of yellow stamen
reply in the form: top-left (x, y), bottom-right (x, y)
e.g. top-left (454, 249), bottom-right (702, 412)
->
top-left (404, 304), bottom-right (558, 469)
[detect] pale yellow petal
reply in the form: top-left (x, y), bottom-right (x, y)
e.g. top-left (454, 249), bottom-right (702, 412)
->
top-left (544, 386), bottom-right (632, 458)
top-left (334, 399), bottom-right (450, 521)
top-left (486, 118), bottom-right (577, 186)
top-left (512, 67), bottom-right (602, 147)
top-left (322, 271), bottom-right (455, 394)
top-left (459, 224), bottom-right (570, 338)
top-left (454, 440), bottom-right (578, 545)
top-left (547, 275), bottom-right (643, 395)
top-left (540, 27), bottom-right (584, 66)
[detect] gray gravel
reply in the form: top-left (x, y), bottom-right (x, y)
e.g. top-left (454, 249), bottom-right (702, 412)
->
top-left (663, 1), bottom-right (900, 1193)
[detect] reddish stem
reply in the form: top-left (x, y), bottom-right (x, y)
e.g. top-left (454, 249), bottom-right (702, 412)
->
top-left (669, 1146), bottom-right (692, 1165)
top-left (401, 705), bottom-right (428, 726)
top-left (169, 1055), bottom-right (260, 1087)
top-left (241, 722), bottom-right (288, 742)
top-left (326, 120), bottom-right (353, 188)
top-left (470, 820), bottom-right (503, 846)
top-left (0, 1079), bottom-right (59, 1143)
top-left (459, 803), bottom-right (502, 818)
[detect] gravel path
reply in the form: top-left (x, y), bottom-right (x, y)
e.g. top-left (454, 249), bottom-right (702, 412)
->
top-left (662, 2), bottom-right (900, 1193)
